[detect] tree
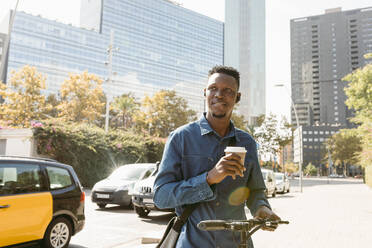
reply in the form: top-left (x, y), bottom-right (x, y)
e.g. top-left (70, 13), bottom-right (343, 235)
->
top-left (325, 129), bottom-right (362, 176)
top-left (57, 71), bottom-right (105, 123)
top-left (134, 90), bottom-right (197, 137)
top-left (111, 93), bottom-right (139, 130)
top-left (231, 111), bottom-right (248, 131)
top-left (44, 93), bottom-right (61, 118)
top-left (304, 163), bottom-right (317, 176)
top-left (0, 65), bottom-right (50, 127)
top-left (284, 162), bottom-right (299, 174)
top-left (343, 58), bottom-right (372, 169)
top-left (254, 114), bottom-right (292, 160)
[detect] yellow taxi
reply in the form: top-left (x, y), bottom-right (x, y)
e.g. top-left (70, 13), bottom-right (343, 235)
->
top-left (0, 156), bottom-right (85, 248)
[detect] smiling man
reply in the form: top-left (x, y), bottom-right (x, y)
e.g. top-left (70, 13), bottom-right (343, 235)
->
top-left (154, 65), bottom-right (280, 248)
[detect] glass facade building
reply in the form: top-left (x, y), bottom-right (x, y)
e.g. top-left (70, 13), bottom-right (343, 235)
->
top-left (2, 0), bottom-right (223, 114)
top-left (224, 0), bottom-right (266, 125)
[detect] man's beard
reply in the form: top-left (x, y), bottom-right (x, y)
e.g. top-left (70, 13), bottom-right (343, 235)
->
top-left (212, 113), bottom-right (226, 119)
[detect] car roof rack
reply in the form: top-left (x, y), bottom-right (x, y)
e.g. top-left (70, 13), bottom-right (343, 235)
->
top-left (0, 155), bottom-right (57, 163)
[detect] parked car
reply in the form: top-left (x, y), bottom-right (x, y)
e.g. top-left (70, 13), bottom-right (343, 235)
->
top-left (0, 156), bottom-right (85, 248)
top-left (274, 172), bottom-right (290, 193)
top-left (130, 167), bottom-right (174, 217)
top-left (261, 168), bottom-right (276, 197)
top-left (91, 163), bottom-right (156, 209)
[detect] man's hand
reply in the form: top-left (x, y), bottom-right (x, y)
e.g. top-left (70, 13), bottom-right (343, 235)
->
top-left (254, 205), bottom-right (281, 231)
top-left (206, 153), bottom-right (245, 185)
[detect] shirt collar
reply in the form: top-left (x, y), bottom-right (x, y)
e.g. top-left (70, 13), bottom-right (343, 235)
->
top-left (198, 113), bottom-right (240, 142)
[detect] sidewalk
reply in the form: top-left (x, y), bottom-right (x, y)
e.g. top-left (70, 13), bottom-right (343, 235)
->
top-left (120, 178), bottom-right (372, 248)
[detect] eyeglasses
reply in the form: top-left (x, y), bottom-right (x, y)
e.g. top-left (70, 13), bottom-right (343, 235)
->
top-left (206, 86), bottom-right (237, 98)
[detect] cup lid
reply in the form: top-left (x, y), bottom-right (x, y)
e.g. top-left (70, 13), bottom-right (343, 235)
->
top-left (224, 146), bottom-right (246, 153)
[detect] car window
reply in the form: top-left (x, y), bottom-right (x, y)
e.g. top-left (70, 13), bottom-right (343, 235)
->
top-left (109, 165), bottom-right (152, 180)
top-left (275, 174), bottom-right (284, 181)
top-left (140, 168), bottom-right (155, 180)
top-left (0, 164), bottom-right (42, 195)
top-left (261, 171), bottom-right (267, 180)
top-left (46, 166), bottom-right (73, 190)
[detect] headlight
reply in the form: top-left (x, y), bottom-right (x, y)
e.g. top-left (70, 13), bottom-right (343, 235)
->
top-left (116, 185), bottom-right (129, 191)
top-left (129, 186), bottom-right (140, 195)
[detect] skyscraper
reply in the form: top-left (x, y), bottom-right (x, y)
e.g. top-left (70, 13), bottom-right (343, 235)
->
top-left (224, 0), bottom-right (266, 125)
top-left (1, 0), bottom-right (224, 115)
top-left (291, 7), bottom-right (372, 127)
top-left (290, 7), bottom-right (372, 168)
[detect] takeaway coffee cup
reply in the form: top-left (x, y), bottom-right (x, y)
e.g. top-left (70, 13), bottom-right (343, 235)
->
top-left (224, 146), bottom-right (247, 166)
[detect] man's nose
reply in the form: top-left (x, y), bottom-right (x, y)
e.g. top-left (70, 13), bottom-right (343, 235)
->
top-left (214, 89), bottom-right (224, 97)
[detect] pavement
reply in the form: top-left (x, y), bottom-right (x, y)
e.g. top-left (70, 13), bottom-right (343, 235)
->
top-left (118, 177), bottom-right (372, 248)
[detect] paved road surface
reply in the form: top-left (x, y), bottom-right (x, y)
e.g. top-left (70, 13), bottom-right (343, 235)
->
top-left (117, 177), bottom-right (372, 248)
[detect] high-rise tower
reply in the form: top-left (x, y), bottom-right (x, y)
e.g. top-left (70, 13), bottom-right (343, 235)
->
top-left (224, 0), bottom-right (266, 125)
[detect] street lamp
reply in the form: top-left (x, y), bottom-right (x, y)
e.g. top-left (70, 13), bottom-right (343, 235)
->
top-left (104, 29), bottom-right (119, 132)
top-left (0, 0), bottom-right (20, 83)
top-left (274, 83), bottom-right (303, 193)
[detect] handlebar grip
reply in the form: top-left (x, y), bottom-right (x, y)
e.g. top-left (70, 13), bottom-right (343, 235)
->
top-left (197, 220), bottom-right (227, 231)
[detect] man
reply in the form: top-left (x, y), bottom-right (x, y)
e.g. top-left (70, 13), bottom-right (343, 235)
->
top-left (154, 65), bottom-right (280, 247)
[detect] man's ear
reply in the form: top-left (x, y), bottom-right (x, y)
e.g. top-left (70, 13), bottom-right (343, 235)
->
top-left (236, 93), bottom-right (241, 103)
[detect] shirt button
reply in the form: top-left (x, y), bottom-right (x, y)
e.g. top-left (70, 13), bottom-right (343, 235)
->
top-left (216, 202), bottom-right (220, 206)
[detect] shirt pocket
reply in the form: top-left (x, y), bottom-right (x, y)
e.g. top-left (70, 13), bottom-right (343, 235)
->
top-left (181, 155), bottom-right (214, 180)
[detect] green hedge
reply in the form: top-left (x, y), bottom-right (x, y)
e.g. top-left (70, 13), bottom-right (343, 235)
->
top-left (366, 166), bottom-right (372, 188)
top-left (32, 120), bottom-right (165, 187)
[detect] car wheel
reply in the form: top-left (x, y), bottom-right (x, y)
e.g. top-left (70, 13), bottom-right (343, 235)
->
top-left (42, 217), bottom-right (72, 248)
top-left (272, 189), bottom-right (276, 197)
top-left (98, 203), bottom-right (107, 209)
top-left (287, 188), bottom-right (290, 193)
top-left (134, 206), bottom-right (150, 217)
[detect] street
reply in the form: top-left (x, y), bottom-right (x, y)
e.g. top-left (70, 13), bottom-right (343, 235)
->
top-left (67, 177), bottom-right (372, 248)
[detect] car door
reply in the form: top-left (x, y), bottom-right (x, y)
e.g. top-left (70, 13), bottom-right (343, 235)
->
top-left (0, 163), bottom-right (53, 247)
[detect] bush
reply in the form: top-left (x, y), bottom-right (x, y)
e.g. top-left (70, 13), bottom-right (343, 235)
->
top-left (33, 120), bottom-right (165, 187)
top-left (366, 165), bottom-right (372, 188)
top-left (304, 163), bottom-right (317, 176)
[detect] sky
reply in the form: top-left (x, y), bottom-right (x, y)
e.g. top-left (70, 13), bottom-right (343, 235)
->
top-left (1, 0), bottom-right (372, 121)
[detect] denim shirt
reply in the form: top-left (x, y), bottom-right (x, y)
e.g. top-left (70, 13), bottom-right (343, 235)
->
top-left (153, 114), bottom-right (270, 248)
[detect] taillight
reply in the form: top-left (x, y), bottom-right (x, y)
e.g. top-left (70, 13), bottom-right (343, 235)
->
top-left (80, 191), bottom-right (85, 202)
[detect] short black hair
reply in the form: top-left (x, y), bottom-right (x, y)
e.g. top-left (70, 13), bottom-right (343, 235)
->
top-left (208, 65), bottom-right (240, 90)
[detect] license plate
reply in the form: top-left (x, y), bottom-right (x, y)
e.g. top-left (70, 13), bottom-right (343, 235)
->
top-left (143, 198), bottom-right (153, 203)
top-left (96, 193), bottom-right (110, 199)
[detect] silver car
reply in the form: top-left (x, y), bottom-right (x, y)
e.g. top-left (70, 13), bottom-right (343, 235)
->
top-left (275, 172), bottom-right (290, 194)
top-left (91, 163), bottom-right (156, 209)
top-left (261, 169), bottom-right (276, 197)
top-left (130, 168), bottom-right (174, 217)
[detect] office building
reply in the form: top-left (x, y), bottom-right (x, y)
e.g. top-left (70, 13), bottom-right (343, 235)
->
top-left (1, 0), bottom-right (224, 114)
top-left (290, 7), bottom-right (372, 127)
top-left (290, 7), bottom-right (372, 167)
top-left (224, 0), bottom-right (266, 124)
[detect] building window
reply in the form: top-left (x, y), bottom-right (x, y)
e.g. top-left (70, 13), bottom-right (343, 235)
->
top-left (309, 138), bottom-right (313, 142)
top-left (319, 131), bottom-right (324, 135)
top-left (314, 131), bottom-right (318, 135)
top-left (325, 131), bottom-right (329, 134)
top-left (303, 131), bottom-right (307, 134)
top-left (335, 117), bottom-right (339, 121)
top-left (308, 131), bottom-right (313, 135)
top-left (303, 138), bottom-right (308, 142)
top-left (334, 96), bottom-right (338, 100)
top-left (314, 138), bottom-right (319, 142)
top-left (335, 112), bottom-right (339, 116)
